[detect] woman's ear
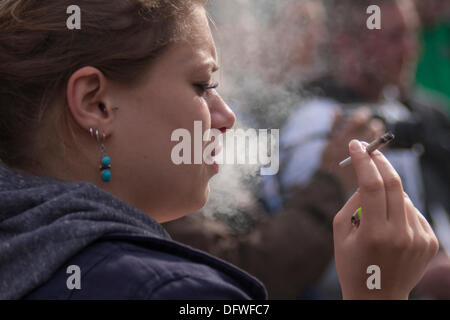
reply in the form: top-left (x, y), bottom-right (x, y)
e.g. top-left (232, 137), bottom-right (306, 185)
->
top-left (66, 66), bottom-right (115, 135)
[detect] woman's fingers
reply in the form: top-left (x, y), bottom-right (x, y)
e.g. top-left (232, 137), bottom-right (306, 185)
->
top-left (369, 148), bottom-right (407, 228)
top-left (348, 140), bottom-right (387, 227)
top-left (403, 192), bottom-right (434, 236)
top-left (403, 193), bottom-right (423, 232)
top-left (404, 194), bottom-right (440, 267)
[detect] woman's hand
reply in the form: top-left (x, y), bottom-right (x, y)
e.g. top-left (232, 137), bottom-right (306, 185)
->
top-left (333, 140), bottom-right (439, 299)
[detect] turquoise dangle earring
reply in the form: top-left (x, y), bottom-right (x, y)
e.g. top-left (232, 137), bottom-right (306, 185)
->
top-left (90, 128), bottom-right (112, 182)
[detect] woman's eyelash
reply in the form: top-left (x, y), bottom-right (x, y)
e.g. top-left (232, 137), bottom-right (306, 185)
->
top-left (196, 82), bottom-right (219, 93)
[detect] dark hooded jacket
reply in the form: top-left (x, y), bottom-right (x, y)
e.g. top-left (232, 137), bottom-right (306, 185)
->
top-left (0, 163), bottom-right (266, 300)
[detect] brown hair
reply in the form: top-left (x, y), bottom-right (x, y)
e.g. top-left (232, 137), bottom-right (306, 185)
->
top-left (0, 0), bottom-right (205, 170)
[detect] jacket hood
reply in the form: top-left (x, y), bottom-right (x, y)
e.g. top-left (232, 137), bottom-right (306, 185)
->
top-left (0, 162), bottom-right (170, 299)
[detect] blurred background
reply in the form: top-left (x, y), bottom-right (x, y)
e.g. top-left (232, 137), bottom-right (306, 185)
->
top-left (163, 0), bottom-right (450, 300)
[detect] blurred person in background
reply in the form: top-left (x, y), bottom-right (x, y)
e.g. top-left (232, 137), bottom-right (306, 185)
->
top-left (263, 0), bottom-right (328, 88)
top-left (261, 0), bottom-right (450, 298)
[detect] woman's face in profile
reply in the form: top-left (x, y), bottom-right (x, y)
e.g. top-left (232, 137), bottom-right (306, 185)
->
top-left (110, 5), bottom-right (236, 222)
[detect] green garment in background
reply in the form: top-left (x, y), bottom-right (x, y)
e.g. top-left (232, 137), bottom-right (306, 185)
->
top-left (416, 22), bottom-right (450, 115)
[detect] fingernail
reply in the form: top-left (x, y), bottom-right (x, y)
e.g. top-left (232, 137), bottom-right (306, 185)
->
top-left (350, 139), bottom-right (363, 152)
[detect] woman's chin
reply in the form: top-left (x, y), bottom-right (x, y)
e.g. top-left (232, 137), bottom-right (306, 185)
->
top-left (179, 184), bottom-right (210, 216)
top-left (194, 183), bottom-right (210, 212)
top-left (194, 183), bottom-right (210, 210)
top-left (153, 183), bottom-right (210, 224)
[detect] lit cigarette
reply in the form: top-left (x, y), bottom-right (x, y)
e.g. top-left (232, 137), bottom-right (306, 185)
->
top-left (339, 132), bottom-right (395, 168)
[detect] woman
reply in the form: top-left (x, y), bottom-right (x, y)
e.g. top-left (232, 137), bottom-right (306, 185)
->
top-left (0, 0), bottom-right (438, 299)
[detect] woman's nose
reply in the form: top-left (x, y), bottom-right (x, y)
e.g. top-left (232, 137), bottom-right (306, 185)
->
top-left (210, 92), bottom-right (236, 133)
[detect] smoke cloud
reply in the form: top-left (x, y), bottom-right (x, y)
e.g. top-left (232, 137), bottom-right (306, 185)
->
top-left (199, 0), bottom-right (328, 222)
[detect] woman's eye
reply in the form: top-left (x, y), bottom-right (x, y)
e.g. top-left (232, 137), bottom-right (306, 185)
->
top-left (195, 82), bottom-right (219, 95)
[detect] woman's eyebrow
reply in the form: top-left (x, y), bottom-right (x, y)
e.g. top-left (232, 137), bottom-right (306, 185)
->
top-left (196, 60), bottom-right (219, 73)
top-left (210, 61), bottom-right (220, 73)
top-left (190, 51), bottom-right (219, 71)
top-left (188, 63), bottom-right (219, 78)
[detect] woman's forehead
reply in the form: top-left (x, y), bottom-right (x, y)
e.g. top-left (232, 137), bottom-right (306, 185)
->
top-left (170, 9), bottom-right (218, 72)
top-left (187, 6), bottom-right (217, 61)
